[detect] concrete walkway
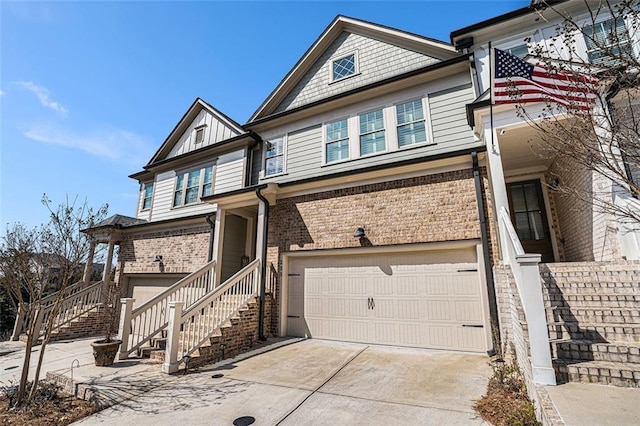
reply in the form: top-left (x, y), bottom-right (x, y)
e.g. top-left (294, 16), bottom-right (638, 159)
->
top-left (3, 338), bottom-right (639, 425)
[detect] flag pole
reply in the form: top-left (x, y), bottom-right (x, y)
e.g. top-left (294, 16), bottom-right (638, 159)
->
top-left (489, 41), bottom-right (496, 154)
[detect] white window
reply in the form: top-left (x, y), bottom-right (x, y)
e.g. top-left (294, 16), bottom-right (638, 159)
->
top-left (396, 100), bottom-right (427, 147)
top-left (359, 109), bottom-right (385, 156)
top-left (173, 165), bottom-right (215, 207)
top-left (331, 53), bottom-right (357, 82)
top-left (265, 137), bottom-right (285, 176)
top-left (583, 17), bottom-right (635, 65)
top-left (142, 182), bottom-right (153, 210)
top-left (194, 126), bottom-right (205, 144)
top-left (505, 44), bottom-right (529, 59)
top-left (325, 119), bottom-right (349, 163)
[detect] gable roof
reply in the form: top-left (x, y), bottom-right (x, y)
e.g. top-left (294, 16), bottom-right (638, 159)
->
top-left (146, 98), bottom-right (246, 167)
top-left (248, 15), bottom-right (458, 123)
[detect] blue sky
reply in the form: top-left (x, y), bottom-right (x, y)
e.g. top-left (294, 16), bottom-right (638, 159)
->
top-left (0, 1), bottom-right (528, 234)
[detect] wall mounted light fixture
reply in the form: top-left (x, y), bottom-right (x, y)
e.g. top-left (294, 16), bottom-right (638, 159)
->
top-left (153, 255), bottom-right (163, 262)
top-left (549, 177), bottom-right (560, 190)
top-left (353, 227), bottom-right (366, 238)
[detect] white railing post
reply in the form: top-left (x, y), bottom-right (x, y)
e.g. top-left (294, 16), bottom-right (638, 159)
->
top-left (117, 298), bottom-right (136, 360)
top-left (162, 301), bottom-right (184, 374)
top-left (11, 303), bottom-right (27, 341)
top-left (32, 307), bottom-right (44, 340)
top-left (515, 253), bottom-right (556, 385)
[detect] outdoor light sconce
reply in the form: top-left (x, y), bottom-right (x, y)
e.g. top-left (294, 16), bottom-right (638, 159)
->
top-left (353, 227), bottom-right (366, 238)
top-left (153, 255), bottom-right (163, 263)
top-left (549, 177), bottom-right (560, 190)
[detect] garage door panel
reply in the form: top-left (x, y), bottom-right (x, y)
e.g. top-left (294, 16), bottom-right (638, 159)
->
top-left (287, 248), bottom-right (488, 352)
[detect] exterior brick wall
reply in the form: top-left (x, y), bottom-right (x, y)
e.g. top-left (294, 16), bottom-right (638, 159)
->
top-left (267, 167), bottom-right (497, 334)
top-left (118, 224), bottom-right (210, 275)
top-left (549, 157), bottom-right (620, 261)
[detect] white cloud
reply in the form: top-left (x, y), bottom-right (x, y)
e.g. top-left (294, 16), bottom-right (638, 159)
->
top-left (24, 123), bottom-right (153, 165)
top-left (17, 81), bottom-right (68, 116)
top-left (0, 89), bottom-right (5, 96)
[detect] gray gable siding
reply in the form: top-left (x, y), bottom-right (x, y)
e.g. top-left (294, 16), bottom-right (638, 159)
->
top-left (167, 109), bottom-right (241, 160)
top-left (274, 31), bottom-right (440, 113)
top-left (260, 83), bottom-right (479, 185)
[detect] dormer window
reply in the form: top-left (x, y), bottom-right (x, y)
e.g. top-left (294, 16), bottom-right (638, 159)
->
top-left (331, 52), bottom-right (357, 82)
top-left (194, 126), bottom-right (206, 144)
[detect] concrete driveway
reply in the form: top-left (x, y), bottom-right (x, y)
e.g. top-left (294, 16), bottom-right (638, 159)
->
top-left (75, 339), bottom-right (490, 425)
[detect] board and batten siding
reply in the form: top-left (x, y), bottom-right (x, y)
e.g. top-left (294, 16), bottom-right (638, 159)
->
top-left (168, 109), bottom-right (241, 159)
top-left (275, 31), bottom-right (439, 114)
top-left (260, 81), bottom-right (478, 185)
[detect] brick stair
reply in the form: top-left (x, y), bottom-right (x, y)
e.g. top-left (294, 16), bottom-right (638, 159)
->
top-left (540, 262), bottom-right (640, 388)
top-left (19, 305), bottom-right (111, 343)
top-left (145, 296), bottom-right (267, 371)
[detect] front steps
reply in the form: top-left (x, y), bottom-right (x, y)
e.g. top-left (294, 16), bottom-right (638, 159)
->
top-left (19, 305), bottom-right (113, 343)
top-left (138, 295), bottom-right (271, 371)
top-left (540, 262), bottom-right (640, 387)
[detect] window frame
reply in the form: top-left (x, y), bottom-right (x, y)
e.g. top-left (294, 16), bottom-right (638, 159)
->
top-left (172, 163), bottom-right (216, 208)
top-left (324, 117), bottom-right (351, 164)
top-left (263, 136), bottom-right (287, 177)
top-left (395, 98), bottom-right (429, 149)
top-left (582, 16), bottom-right (636, 66)
top-left (329, 51), bottom-right (359, 83)
top-left (141, 182), bottom-right (154, 211)
top-left (358, 108), bottom-right (387, 157)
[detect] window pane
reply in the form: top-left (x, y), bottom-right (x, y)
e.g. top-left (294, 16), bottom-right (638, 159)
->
top-left (327, 119), bottom-right (348, 142)
top-left (510, 185), bottom-right (527, 212)
top-left (202, 166), bottom-right (214, 197)
top-left (398, 122), bottom-right (426, 147)
top-left (515, 212), bottom-right (532, 240)
top-left (266, 138), bottom-right (284, 158)
top-left (143, 183), bottom-right (153, 210)
top-left (173, 190), bottom-right (183, 207)
top-left (266, 156), bottom-right (283, 175)
top-left (185, 187), bottom-right (199, 204)
top-left (529, 211), bottom-right (545, 240)
top-left (360, 131), bottom-right (386, 155)
top-left (506, 44), bottom-right (529, 59)
top-left (523, 183), bottom-right (540, 210)
top-left (202, 183), bottom-right (213, 197)
top-left (360, 110), bottom-right (384, 134)
top-left (396, 100), bottom-right (424, 125)
top-left (333, 54), bottom-right (355, 80)
top-left (327, 140), bottom-right (349, 163)
top-left (187, 170), bottom-right (200, 188)
top-left (584, 17), bottom-right (634, 65)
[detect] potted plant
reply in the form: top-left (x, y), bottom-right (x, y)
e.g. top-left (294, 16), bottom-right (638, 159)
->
top-left (91, 281), bottom-right (122, 366)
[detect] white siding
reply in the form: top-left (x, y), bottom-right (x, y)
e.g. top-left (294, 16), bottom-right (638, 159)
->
top-left (149, 169), bottom-right (215, 222)
top-left (214, 149), bottom-right (245, 194)
top-left (168, 110), bottom-right (240, 159)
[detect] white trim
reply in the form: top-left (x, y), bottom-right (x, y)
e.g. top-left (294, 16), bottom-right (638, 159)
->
top-left (322, 116), bottom-right (351, 165)
top-left (263, 135), bottom-right (287, 178)
top-left (394, 97), bottom-right (431, 149)
top-left (171, 162), bottom-right (217, 209)
top-left (358, 107), bottom-right (388, 157)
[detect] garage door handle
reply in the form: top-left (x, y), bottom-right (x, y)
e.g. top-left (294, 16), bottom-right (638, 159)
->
top-left (367, 297), bottom-right (375, 310)
top-left (287, 315), bottom-right (300, 318)
top-left (462, 324), bottom-right (484, 328)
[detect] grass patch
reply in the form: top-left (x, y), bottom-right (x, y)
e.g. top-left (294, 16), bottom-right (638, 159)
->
top-left (0, 380), bottom-right (97, 426)
top-left (474, 360), bottom-right (540, 426)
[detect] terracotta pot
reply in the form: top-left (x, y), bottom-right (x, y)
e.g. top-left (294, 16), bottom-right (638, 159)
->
top-left (91, 339), bottom-right (122, 366)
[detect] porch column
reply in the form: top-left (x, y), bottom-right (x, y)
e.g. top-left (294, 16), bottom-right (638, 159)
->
top-left (102, 238), bottom-right (115, 305)
top-left (255, 200), bottom-right (268, 297)
top-left (484, 125), bottom-right (510, 263)
top-left (212, 207), bottom-right (226, 287)
top-left (83, 240), bottom-right (97, 284)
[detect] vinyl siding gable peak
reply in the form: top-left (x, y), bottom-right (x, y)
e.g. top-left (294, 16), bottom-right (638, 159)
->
top-left (249, 15), bottom-right (459, 122)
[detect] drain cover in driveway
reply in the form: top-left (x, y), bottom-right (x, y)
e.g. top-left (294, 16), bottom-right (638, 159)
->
top-left (233, 416), bottom-right (255, 426)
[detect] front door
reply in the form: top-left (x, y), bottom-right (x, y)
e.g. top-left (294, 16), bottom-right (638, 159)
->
top-left (507, 180), bottom-right (554, 263)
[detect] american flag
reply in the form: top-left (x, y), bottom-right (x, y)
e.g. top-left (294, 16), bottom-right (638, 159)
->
top-left (492, 48), bottom-right (598, 110)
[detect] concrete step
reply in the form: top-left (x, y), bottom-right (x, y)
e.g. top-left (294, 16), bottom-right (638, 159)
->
top-left (137, 346), bottom-right (164, 359)
top-left (546, 306), bottom-right (640, 325)
top-left (553, 359), bottom-right (640, 387)
top-left (551, 339), bottom-right (640, 364)
top-left (544, 286), bottom-right (639, 296)
top-left (547, 322), bottom-right (640, 343)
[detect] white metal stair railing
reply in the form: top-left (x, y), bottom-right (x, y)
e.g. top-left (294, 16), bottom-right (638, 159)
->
top-left (499, 207), bottom-right (556, 386)
top-left (162, 258), bottom-right (260, 374)
top-left (11, 279), bottom-right (106, 341)
top-left (118, 259), bottom-right (216, 359)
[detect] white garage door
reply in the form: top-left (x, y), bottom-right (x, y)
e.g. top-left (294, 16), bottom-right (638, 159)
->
top-left (286, 248), bottom-right (487, 352)
top-left (128, 276), bottom-right (186, 309)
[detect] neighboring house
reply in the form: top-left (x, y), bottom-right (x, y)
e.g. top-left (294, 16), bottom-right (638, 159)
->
top-left (19, 1), bottom-right (639, 414)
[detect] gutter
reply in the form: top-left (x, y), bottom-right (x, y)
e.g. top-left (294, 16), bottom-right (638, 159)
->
top-left (471, 151), bottom-right (500, 355)
top-left (255, 187), bottom-right (270, 341)
top-left (205, 213), bottom-right (216, 262)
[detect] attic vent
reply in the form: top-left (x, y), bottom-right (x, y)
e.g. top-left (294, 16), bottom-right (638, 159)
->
top-left (194, 126), bottom-right (205, 144)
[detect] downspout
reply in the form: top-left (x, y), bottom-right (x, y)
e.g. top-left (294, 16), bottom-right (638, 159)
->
top-left (206, 213), bottom-right (216, 262)
top-left (472, 151), bottom-right (500, 355)
top-left (255, 187), bottom-right (269, 341)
